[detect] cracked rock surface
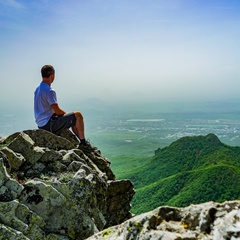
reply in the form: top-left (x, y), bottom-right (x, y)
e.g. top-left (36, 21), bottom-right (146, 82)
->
top-left (0, 129), bottom-right (135, 240)
top-left (87, 201), bottom-right (240, 240)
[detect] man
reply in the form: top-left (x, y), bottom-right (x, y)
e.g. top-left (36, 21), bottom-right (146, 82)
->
top-left (34, 65), bottom-right (89, 147)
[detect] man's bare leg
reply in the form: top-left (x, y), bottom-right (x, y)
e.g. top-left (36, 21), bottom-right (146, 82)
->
top-left (72, 111), bottom-right (85, 141)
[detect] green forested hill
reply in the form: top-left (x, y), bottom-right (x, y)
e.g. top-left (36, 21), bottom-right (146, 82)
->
top-left (128, 133), bottom-right (240, 214)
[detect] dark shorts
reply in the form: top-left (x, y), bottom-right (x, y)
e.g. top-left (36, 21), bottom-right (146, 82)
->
top-left (39, 112), bottom-right (76, 133)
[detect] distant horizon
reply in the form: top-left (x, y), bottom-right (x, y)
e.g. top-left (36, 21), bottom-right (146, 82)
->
top-left (1, 97), bottom-right (240, 126)
top-left (1, 95), bottom-right (240, 112)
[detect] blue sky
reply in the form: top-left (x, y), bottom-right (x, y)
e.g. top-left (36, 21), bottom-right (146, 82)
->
top-left (0, 0), bottom-right (240, 108)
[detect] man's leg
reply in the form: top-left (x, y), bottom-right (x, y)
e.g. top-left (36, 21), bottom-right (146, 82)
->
top-left (72, 111), bottom-right (85, 141)
top-left (49, 111), bottom-right (88, 146)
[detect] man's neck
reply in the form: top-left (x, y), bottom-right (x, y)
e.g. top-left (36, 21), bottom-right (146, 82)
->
top-left (42, 78), bottom-right (51, 86)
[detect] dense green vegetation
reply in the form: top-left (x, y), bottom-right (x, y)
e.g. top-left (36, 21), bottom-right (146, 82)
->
top-left (84, 103), bottom-right (240, 215)
top-left (126, 133), bottom-right (240, 214)
top-left (89, 129), bottom-right (240, 215)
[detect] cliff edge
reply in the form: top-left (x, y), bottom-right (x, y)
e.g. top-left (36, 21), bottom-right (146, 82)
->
top-left (0, 129), bottom-right (135, 240)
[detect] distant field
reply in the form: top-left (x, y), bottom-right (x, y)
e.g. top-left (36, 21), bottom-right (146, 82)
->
top-left (88, 129), bottom-right (160, 178)
top-left (86, 105), bottom-right (240, 179)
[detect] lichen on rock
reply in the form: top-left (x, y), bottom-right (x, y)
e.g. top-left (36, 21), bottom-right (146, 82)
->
top-left (87, 201), bottom-right (240, 240)
top-left (0, 129), bottom-right (135, 240)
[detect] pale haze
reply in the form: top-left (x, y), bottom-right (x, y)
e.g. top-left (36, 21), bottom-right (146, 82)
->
top-left (0, 0), bottom-right (240, 109)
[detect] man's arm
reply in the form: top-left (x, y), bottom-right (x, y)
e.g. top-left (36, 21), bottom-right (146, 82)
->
top-left (51, 104), bottom-right (66, 115)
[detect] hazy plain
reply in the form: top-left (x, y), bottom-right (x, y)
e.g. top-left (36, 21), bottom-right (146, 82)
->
top-left (2, 99), bottom-right (240, 146)
top-left (2, 99), bottom-right (239, 178)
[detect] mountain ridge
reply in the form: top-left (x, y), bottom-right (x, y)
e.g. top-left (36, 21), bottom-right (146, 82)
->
top-left (129, 133), bottom-right (240, 214)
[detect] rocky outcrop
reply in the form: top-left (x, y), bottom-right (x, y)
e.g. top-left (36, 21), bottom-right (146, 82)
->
top-left (0, 129), bottom-right (135, 240)
top-left (87, 200), bottom-right (240, 240)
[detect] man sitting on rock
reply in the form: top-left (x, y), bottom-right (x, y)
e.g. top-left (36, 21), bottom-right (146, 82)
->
top-left (34, 64), bottom-right (90, 147)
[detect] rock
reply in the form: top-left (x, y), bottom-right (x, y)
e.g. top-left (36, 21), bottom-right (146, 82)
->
top-left (1, 147), bottom-right (25, 171)
top-left (19, 180), bottom-right (66, 220)
top-left (7, 132), bottom-right (45, 165)
top-left (87, 201), bottom-right (240, 240)
top-left (0, 129), bottom-right (135, 239)
top-left (0, 200), bottom-right (45, 239)
top-left (154, 147), bottom-right (161, 155)
top-left (23, 129), bottom-right (76, 150)
top-left (0, 159), bottom-right (10, 186)
top-left (105, 180), bottom-right (135, 228)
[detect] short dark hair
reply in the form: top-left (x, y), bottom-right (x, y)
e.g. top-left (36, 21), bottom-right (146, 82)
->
top-left (41, 65), bottom-right (55, 78)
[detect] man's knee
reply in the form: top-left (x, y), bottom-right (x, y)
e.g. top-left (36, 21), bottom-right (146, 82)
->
top-left (74, 111), bottom-right (83, 120)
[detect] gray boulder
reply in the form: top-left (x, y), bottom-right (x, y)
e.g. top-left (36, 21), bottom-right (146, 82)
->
top-left (87, 201), bottom-right (240, 240)
top-left (0, 129), bottom-right (135, 240)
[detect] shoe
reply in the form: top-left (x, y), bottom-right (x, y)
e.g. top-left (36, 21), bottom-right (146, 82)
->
top-left (78, 140), bottom-right (97, 151)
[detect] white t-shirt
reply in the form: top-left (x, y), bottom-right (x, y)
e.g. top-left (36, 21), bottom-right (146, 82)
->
top-left (34, 82), bottom-right (57, 127)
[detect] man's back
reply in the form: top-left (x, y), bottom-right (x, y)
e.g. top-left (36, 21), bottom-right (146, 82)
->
top-left (34, 82), bottom-right (56, 127)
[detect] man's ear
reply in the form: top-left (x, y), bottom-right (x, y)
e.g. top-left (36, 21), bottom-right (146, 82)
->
top-left (50, 73), bottom-right (55, 82)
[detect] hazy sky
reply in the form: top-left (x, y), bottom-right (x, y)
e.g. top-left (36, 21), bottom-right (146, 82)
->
top-left (1, 0), bottom-right (240, 108)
